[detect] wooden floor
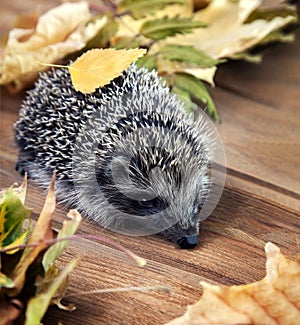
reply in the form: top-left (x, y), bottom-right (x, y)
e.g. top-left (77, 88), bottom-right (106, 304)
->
top-left (0, 2), bottom-right (299, 324)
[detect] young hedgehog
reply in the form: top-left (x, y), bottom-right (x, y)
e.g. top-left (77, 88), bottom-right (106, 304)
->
top-left (15, 64), bottom-right (215, 249)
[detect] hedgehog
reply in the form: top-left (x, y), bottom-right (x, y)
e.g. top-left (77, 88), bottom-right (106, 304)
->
top-left (15, 64), bottom-right (222, 249)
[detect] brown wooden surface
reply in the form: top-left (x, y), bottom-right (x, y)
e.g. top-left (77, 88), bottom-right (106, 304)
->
top-left (0, 1), bottom-right (300, 324)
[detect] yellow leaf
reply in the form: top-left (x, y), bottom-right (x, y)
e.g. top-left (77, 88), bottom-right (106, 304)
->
top-left (0, 174), bottom-right (27, 204)
top-left (25, 259), bottom-right (78, 325)
top-left (8, 173), bottom-right (56, 296)
top-left (69, 48), bottom-right (147, 93)
top-left (166, 242), bottom-right (300, 325)
top-left (3, 228), bottom-right (30, 255)
top-left (156, 0), bottom-right (297, 59)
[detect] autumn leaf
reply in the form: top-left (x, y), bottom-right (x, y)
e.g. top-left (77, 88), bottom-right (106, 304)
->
top-left (0, 175), bottom-right (27, 205)
top-left (140, 15), bottom-right (206, 40)
top-left (108, 0), bottom-right (297, 119)
top-left (42, 209), bottom-right (82, 272)
top-left (172, 73), bottom-right (219, 121)
top-left (159, 44), bottom-right (221, 68)
top-left (0, 272), bottom-right (14, 289)
top-left (0, 175), bottom-right (148, 323)
top-left (118, 0), bottom-right (186, 19)
top-left (166, 242), bottom-right (300, 325)
top-left (68, 48), bottom-right (147, 93)
top-left (160, 0), bottom-right (297, 59)
top-left (0, 2), bottom-right (107, 92)
top-left (0, 189), bottom-right (31, 254)
top-left (25, 259), bottom-right (78, 325)
top-left (84, 18), bottom-right (119, 51)
top-left (0, 175), bottom-right (80, 323)
top-left (136, 54), bottom-right (158, 71)
top-left (114, 1), bottom-right (194, 42)
top-left (7, 174), bottom-right (56, 296)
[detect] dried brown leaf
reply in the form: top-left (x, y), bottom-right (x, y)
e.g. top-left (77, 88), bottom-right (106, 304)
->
top-left (7, 174), bottom-right (56, 296)
top-left (166, 242), bottom-right (300, 325)
top-left (0, 2), bottom-right (107, 92)
top-left (13, 8), bottom-right (40, 30)
top-left (156, 0), bottom-right (297, 59)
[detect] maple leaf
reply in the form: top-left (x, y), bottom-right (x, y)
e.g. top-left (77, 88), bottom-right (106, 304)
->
top-left (166, 242), bottom-right (300, 325)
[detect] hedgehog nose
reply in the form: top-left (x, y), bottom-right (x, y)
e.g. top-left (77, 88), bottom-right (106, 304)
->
top-left (177, 235), bottom-right (198, 249)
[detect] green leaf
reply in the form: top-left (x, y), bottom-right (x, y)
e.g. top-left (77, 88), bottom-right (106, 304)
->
top-left (0, 189), bottom-right (32, 250)
top-left (113, 36), bottom-right (142, 50)
top-left (246, 8), bottom-right (297, 23)
top-left (140, 15), bottom-right (206, 40)
top-left (35, 263), bottom-right (76, 311)
top-left (0, 271), bottom-right (14, 288)
top-left (136, 54), bottom-right (158, 71)
top-left (171, 85), bottom-right (197, 114)
top-left (9, 176), bottom-right (55, 296)
top-left (0, 176), bottom-right (27, 205)
top-left (86, 17), bottom-right (119, 49)
top-left (231, 51), bottom-right (262, 63)
top-left (160, 44), bottom-right (222, 68)
top-left (172, 73), bottom-right (219, 121)
top-left (260, 30), bottom-right (295, 44)
top-left (118, 0), bottom-right (185, 19)
top-left (42, 210), bottom-right (81, 272)
top-left (25, 259), bottom-right (78, 325)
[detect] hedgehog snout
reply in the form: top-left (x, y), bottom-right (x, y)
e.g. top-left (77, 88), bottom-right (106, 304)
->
top-left (158, 219), bottom-right (200, 248)
top-left (177, 235), bottom-right (199, 249)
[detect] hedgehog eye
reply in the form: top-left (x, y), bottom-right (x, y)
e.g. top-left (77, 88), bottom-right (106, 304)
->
top-left (137, 196), bottom-right (165, 210)
top-left (137, 199), bottom-right (153, 208)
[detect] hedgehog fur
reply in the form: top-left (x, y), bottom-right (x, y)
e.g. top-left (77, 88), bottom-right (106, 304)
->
top-left (15, 64), bottom-right (213, 249)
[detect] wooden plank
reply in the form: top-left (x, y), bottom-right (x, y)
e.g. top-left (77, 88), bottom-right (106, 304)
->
top-left (208, 30), bottom-right (300, 210)
top-left (1, 104), bottom-right (299, 324)
top-left (215, 29), bottom-right (300, 111)
top-left (41, 187), bottom-right (300, 325)
top-left (0, 1), bottom-right (299, 324)
top-left (214, 85), bottom-right (300, 210)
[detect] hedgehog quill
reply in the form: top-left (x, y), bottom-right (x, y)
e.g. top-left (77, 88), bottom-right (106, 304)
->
top-left (15, 64), bottom-right (225, 249)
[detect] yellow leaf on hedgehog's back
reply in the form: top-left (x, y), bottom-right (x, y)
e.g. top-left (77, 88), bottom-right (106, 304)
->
top-left (69, 48), bottom-right (147, 93)
top-left (166, 242), bottom-right (300, 325)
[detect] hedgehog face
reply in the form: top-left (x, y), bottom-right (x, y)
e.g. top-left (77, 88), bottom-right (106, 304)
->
top-left (94, 122), bottom-right (210, 248)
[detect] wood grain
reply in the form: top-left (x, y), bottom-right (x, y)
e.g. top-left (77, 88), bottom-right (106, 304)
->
top-left (215, 29), bottom-right (300, 211)
top-left (0, 1), bottom-right (299, 324)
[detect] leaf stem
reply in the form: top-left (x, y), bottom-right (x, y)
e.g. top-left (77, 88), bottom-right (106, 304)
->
top-left (37, 62), bottom-right (69, 69)
top-left (63, 285), bottom-right (172, 298)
